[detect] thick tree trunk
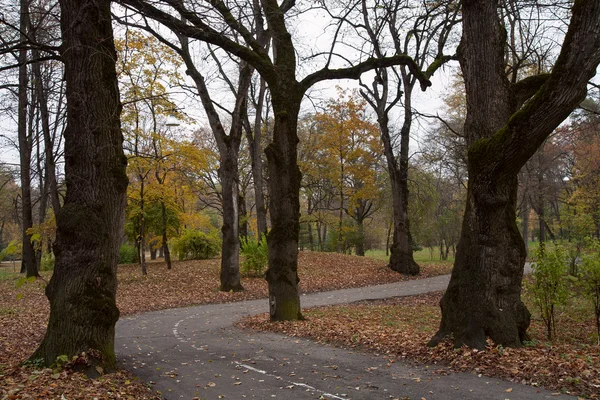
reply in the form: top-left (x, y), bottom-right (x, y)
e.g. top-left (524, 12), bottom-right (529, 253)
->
top-left (150, 247), bottom-right (157, 260)
top-left (219, 153), bottom-right (243, 292)
top-left (429, 0), bottom-right (600, 349)
top-left (430, 175), bottom-right (530, 348)
top-left (32, 0), bottom-right (127, 370)
top-left (264, 91), bottom-right (302, 321)
top-left (18, 0), bottom-right (36, 278)
top-left (521, 196), bottom-right (529, 256)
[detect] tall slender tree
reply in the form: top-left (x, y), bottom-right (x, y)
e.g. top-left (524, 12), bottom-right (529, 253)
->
top-left (17, 0), bottom-right (37, 278)
top-left (120, 0), bottom-right (431, 320)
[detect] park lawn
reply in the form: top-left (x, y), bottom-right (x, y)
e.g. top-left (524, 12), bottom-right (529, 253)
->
top-left (241, 283), bottom-right (600, 399)
top-left (0, 251), bottom-right (451, 399)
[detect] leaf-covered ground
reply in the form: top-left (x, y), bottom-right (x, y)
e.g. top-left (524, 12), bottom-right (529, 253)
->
top-left (0, 252), bottom-right (451, 399)
top-left (240, 289), bottom-right (600, 398)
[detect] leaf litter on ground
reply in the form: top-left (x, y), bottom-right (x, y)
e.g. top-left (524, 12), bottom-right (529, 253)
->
top-left (239, 290), bottom-right (600, 398)
top-left (0, 251), bottom-right (451, 399)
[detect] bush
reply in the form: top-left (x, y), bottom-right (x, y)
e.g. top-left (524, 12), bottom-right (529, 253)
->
top-left (529, 243), bottom-right (570, 340)
top-left (40, 253), bottom-right (55, 271)
top-left (579, 238), bottom-right (600, 344)
top-left (119, 243), bottom-right (139, 264)
top-left (172, 230), bottom-right (220, 261)
top-left (241, 236), bottom-right (268, 277)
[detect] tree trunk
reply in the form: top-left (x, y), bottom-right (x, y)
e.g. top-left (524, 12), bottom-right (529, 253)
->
top-left (430, 175), bottom-right (531, 348)
top-left (17, 0), bottom-right (36, 278)
top-left (387, 167), bottom-right (419, 274)
top-left (429, 0), bottom-right (600, 349)
top-left (178, 37), bottom-right (249, 290)
top-left (264, 91), bottom-right (303, 321)
top-left (355, 219), bottom-right (365, 256)
top-left (307, 221), bottom-right (314, 251)
top-left (248, 77), bottom-right (268, 241)
top-left (219, 152), bottom-right (243, 292)
top-left (28, 9), bottom-right (61, 217)
top-left (150, 247), bottom-right (157, 260)
top-left (374, 87), bottom-right (419, 275)
top-left (239, 193), bottom-right (248, 240)
top-left (32, 0), bottom-right (127, 370)
top-left (139, 178), bottom-right (147, 275)
top-left (161, 200), bottom-right (172, 270)
top-left (521, 196), bottom-right (529, 256)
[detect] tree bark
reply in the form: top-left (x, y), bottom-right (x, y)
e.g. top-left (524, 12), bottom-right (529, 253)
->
top-left (521, 196), bottom-right (529, 256)
top-left (32, 0), bottom-right (127, 370)
top-left (264, 89), bottom-right (303, 320)
top-left (177, 35), bottom-right (250, 291)
top-left (355, 219), bottom-right (365, 256)
top-left (247, 77), bottom-right (269, 241)
top-left (18, 0), bottom-right (37, 278)
top-left (239, 193), bottom-right (248, 240)
top-left (429, 0), bottom-right (600, 349)
top-left (381, 113), bottom-right (419, 275)
top-left (160, 200), bottom-right (172, 270)
top-left (139, 179), bottom-right (147, 276)
top-left (219, 151), bottom-right (243, 291)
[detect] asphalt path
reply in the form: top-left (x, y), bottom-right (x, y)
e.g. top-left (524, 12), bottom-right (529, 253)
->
top-left (116, 265), bottom-right (573, 400)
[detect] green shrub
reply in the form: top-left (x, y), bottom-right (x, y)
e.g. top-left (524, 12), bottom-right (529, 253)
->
top-left (172, 230), bottom-right (220, 261)
top-left (40, 253), bottom-right (55, 271)
top-left (579, 238), bottom-right (600, 344)
top-left (0, 241), bottom-right (19, 262)
top-left (119, 243), bottom-right (139, 264)
top-left (529, 243), bottom-right (570, 340)
top-left (241, 236), bottom-right (268, 277)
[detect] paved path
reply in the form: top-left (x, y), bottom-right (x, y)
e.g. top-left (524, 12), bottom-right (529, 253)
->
top-left (116, 269), bottom-right (572, 400)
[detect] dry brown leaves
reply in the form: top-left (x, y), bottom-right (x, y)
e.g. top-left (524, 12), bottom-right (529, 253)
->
top-left (240, 292), bottom-right (600, 398)
top-left (0, 252), bottom-right (450, 399)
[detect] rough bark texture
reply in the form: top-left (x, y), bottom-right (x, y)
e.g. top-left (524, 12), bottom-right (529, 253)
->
top-left (429, 0), bottom-right (600, 349)
top-left (32, 0), bottom-right (127, 370)
top-left (265, 90), bottom-right (303, 321)
top-left (219, 152), bottom-right (243, 291)
top-left (18, 0), bottom-right (37, 278)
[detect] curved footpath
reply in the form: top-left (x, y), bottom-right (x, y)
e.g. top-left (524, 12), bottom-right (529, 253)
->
top-left (116, 268), bottom-right (572, 400)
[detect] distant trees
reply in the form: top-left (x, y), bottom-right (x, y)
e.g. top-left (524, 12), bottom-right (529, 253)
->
top-left (120, 0), bottom-right (432, 321)
top-left (299, 91), bottom-right (384, 256)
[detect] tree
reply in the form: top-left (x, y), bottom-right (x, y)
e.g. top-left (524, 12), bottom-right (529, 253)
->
top-left (17, 0), bottom-right (37, 278)
top-left (428, 0), bottom-right (600, 349)
top-left (120, 0), bottom-right (431, 321)
top-left (359, 0), bottom-right (458, 274)
top-left (32, 0), bottom-right (127, 370)
top-left (313, 90), bottom-right (383, 256)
